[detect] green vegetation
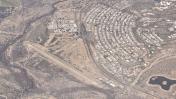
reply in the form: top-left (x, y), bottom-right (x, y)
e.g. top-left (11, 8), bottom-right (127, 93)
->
top-left (0, 0), bottom-right (20, 7)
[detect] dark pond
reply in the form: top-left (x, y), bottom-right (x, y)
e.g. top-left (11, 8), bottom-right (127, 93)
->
top-left (0, 7), bottom-right (14, 18)
top-left (154, 0), bottom-right (161, 3)
top-left (149, 76), bottom-right (176, 90)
